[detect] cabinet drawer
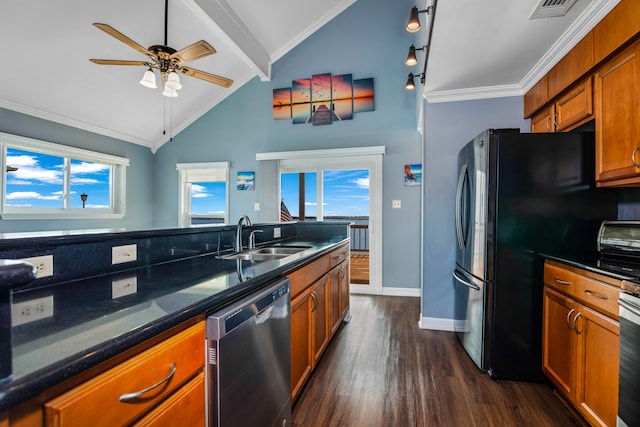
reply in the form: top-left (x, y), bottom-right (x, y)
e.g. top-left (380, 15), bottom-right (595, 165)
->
top-left (544, 263), bottom-right (620, 319)
top-left (134, 372), bottom-right (205, 427)
top-left (45, 322), bottom-right (205, 427)
top-left (288, 255), bottom-right (328, 299)
top-left (329, 245), bottom-right (349, 269)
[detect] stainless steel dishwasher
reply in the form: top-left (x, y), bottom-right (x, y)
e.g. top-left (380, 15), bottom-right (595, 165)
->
top-left (206, 278), bottom-right (291, 427)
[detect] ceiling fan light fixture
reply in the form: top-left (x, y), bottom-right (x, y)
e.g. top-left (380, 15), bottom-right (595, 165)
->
top-left (139, 68), bottom-right (157, 89)
top-left (162, 86), bottom-right (179, 98)
top-left (165, 71), bottom-right (183, 91)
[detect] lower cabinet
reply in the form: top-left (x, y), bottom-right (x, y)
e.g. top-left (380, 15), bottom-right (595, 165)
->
top-left (542, 261), bottom-right (620, 427)
top-left (288, 244), bottom-right (350, 402)
top-left (44, 322), bottom-right (205, 427)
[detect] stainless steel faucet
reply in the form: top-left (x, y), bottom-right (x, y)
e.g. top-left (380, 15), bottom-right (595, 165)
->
top-left (235, 215), bottom-right (252, 253)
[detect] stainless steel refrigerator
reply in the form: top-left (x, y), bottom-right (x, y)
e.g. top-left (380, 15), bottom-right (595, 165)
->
top-left (452, 128), bottom-right (617, 382)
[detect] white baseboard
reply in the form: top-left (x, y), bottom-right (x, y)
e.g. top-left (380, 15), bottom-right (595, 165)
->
top-left (350, 285), bottom-right (421, 297)
top-left (418, 316), bottom-right (456, 331)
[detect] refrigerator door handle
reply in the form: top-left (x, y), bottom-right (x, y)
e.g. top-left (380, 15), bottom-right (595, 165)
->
top-left (453, 269), bottom-right (480, 291)
top-left (455, 164), bottom-right (468, 251)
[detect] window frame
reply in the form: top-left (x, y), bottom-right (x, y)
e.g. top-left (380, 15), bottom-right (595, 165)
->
top-left (176, 162), bottom-right (230, 227)
top-left (0, 131), bottom-right (129, 220)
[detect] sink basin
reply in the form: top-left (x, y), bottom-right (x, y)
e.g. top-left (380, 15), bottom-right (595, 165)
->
top-left (252, 246), bottom-right (310, 255)
top-left (217, 245), bottom-right (311, 261)
top-left (218, 252), bottom-right (288, 261)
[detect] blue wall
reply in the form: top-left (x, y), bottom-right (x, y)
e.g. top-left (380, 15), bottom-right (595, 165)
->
top-left (0, 107), bottom-right (155, 233)
top-left (154, 0), bottom-right (423, 289)
top-left (420, 96), bottom-right (529, 321)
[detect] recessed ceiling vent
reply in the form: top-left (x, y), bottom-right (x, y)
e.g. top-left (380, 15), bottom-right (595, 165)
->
top-left (529, 0), bottom-right (577, 19)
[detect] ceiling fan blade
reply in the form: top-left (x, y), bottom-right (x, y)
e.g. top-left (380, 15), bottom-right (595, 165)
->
top-left (90, 59), bottom-right (148, 66)
top-left (179, 66), bottom-right (233, 88)
top-left (93, 23), bottom-right (151, 57)
top-left (170, 41), bottom-right (216, 64)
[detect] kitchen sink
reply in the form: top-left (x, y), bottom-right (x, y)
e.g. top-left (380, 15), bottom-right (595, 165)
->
top-left (252, 246), bottom-right (310, 255)
top-left (217, 245), bottom-right (311, 261)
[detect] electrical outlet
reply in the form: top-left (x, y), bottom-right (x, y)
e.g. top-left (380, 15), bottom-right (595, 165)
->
top-left (392, 200), bottom-right (402, 209)
top-left (112, 276), bottom-right (138, 299)
top-left (112, 244), bottom-right (137, 265)
top-left (273, 227), bottom-right (281, 238)
top-left (12, 295), bottom-right (54, 326)
top-left (20, 255), bottom-right (53, 279)
top-left (254, 202), bottom-right (261, 211)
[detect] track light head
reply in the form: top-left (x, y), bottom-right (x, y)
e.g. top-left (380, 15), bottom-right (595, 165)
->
top-left (405, 73), bottom-right (416, 90)
top-left (406, 6), bottom-right (433, 33)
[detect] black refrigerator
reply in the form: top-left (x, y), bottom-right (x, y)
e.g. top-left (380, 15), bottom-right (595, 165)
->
top-left (452, 128), bottom-right (618, 382)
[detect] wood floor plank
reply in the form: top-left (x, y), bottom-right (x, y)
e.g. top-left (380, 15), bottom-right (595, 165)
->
top-left (292, 295), bottom-right (585, 427)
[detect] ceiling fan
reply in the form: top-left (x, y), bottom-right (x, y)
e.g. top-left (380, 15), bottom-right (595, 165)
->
top-left (89, 0), bottom-right (232, 97)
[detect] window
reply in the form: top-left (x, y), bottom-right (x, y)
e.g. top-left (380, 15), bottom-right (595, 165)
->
top-left (177, 162), bottom-right (229, 227)
top-left (0, 132), bottom-right (128, 219)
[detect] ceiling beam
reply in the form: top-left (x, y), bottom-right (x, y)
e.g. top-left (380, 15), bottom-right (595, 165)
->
top-left (190, 0), bottom-right (271, 81)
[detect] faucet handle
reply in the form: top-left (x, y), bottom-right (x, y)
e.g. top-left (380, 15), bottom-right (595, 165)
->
top-left (248, 230), bottom-right (263, 250)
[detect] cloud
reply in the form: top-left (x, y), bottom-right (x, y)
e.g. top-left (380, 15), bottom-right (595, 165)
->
top-left (353, 177), bottom-right (369, 188)
top-left (6, 191), bottom-right (61, 200)
top-left (71, 178), bottom-right (100, 184)
top-left (6, 154), bottom-right (38, 167)
top-left (85, 204), bottom-right (110, 209)
top-left (71, 162), bottom-right (110, 174)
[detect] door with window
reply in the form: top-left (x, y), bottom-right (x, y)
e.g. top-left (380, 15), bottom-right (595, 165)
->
top-left (279, 153), bottom-right (382, 294)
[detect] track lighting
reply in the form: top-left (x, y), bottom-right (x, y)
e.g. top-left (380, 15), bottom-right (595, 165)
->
top-left (406, 5), bottom-right (433, 33)
top-left (405, 45), bottom-right (426, 66)
top-left (405, 73), bottom-right (416, 90)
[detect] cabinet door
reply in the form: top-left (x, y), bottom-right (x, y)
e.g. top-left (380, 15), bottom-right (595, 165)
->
top-left (531, 105), bottom-right (555, 133)
top-left (311, 274), bottom-right (330, 365)
top-left (595, 40), bottom-right (640, 185)
top-left (340, 262), bottom-right (350, 320)
top-left (290, 288), bottom-right (313, 402)
top-left (555, 77), bottom-right (593, 132)
top-left (574, 305), bottom-right (620, 427)
top-left (329, 265), bottom-right (342, 336)
top-left (542, 287), bottom-right (576, 400)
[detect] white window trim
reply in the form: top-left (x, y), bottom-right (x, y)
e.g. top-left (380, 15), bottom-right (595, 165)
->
top-left (177, 162), bottom-right (230, 227)
top-left (0, 132), bottom-right (128, 220)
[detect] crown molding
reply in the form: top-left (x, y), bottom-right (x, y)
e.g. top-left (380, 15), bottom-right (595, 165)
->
top-left (424, 84), bottom-right (522, 103)
top-left (424, 0), bottom-right (621, 104)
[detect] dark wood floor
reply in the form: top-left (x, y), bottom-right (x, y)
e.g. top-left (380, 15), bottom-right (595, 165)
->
top-left (292, 295), bottom-right (585, 427)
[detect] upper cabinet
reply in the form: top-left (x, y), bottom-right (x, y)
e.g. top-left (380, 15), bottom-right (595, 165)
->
top-left (524, 0), bottom-right (640, 186)
top-left (595, 39), bottom-right (640, 186)
top-left (593, 0), bottom-right (640, 64)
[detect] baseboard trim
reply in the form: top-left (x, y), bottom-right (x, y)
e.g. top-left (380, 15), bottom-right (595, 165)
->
top-left (350, 285), bottom-right (421, 297)
top-left (418, 316), bottom-right (456, 331)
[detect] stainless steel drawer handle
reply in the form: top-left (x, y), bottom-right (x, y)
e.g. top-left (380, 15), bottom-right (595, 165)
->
top-left (119, 363), bottom-right (177, 402)
top-left (585, 290), bottom-right (608, 300)
top-left (566, 308), bottom-right (575, 330)
top-left (573, 312), bottom-right (583, 335)
top-left (554, 277), bottom-right (571, 286)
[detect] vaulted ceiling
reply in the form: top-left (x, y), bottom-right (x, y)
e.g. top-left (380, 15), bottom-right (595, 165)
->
top-left (0, 0), bottom-right (619, 152)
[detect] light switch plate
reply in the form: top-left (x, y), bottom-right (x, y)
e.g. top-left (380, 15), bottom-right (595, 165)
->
top-left (254, 202), bottom-right (260, 211)
top-left (274, 227), bottom-right (281, 238)
top-left (112, 244), bottom-right (137, 265)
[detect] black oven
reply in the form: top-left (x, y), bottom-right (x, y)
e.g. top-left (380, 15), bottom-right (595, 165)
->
top-left (618, 291), bottom-right (640, 427)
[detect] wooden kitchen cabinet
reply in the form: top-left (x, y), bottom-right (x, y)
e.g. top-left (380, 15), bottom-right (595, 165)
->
top-left (542, 261), bottom-right (620, 427)
top-left (44, 322), bottom-right (205, 427)
top-left (595, 39), bottom-right (640, 186)
top-left (288, 243), bottom-right (350, 402)
top-left (134, 373), bottom-right (205, 426)
top-left (530, 78), bottom-right (593, 133)
top-left (593, 0), bottom-right (640, 65)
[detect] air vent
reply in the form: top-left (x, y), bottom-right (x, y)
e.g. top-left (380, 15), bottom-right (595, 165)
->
top-left (529, 0), bottom-right (577, 19)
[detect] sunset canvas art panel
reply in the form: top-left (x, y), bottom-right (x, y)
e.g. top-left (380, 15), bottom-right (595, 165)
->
top-left (272, 88), bottom-right (292, 120)
top-left (292, 79), bottom-right (311, 124)
top-left (332, 74), bottom-right (353, 121)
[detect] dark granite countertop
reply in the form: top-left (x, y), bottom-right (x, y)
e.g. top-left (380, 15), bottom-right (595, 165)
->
top-left (0, 237), bottom-right (348, 412)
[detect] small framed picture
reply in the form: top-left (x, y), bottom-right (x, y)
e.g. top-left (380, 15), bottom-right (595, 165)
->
top-left (237, 171), bottom-right (255, 190)
top-left (404, 164), bottom-right (422, 186)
